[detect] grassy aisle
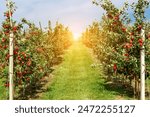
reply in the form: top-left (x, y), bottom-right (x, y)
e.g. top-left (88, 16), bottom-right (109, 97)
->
top-left (0, 79), bottom-right (7, 100)
top-left (41, 42), bottom-right (130, 100)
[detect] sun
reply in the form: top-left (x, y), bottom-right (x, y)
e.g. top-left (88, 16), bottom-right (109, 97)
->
top-left (73, 33), bottom-right (80, 41)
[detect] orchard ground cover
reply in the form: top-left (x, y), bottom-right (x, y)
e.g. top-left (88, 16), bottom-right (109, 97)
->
top-left (40, 42), bottom-right (132, 100)
top-left (0, 79), bottom-right (7, 99)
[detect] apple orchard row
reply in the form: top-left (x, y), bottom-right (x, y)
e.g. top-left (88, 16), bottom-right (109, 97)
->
top-left (82, 0), bottom-right (150, 98)
top-left (0, 1), bottom-right (73, 98)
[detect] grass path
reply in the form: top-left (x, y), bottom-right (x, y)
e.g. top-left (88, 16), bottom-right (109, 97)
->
top-left (0, 79), bottom-right (7, 100)
top-left (41, 42), bottom-right (129, 100)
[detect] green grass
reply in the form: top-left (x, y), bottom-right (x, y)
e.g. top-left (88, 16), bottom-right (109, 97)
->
top-left (41, 42), bottom-right (131, 100)
top-left (0, 79), bottom-right (8, 100)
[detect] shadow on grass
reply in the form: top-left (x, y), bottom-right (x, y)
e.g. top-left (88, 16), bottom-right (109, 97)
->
top-left (103, 80), bottom-right (134, 99)
top-left (16, 70), bottom-right (53, 100)
top-left (15, 57), bottom-right (64, 100)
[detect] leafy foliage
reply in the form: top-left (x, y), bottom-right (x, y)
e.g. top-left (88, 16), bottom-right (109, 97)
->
top-left (0, 0), bottom-right (73, 99)
top-left (82, 0), bottom-right (150, 98)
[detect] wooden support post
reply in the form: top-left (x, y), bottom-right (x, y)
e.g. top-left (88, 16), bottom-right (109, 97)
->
top-left (140, 29), bottom-right (145, 100)
top-left (8, 0), bottom-right (14, 100)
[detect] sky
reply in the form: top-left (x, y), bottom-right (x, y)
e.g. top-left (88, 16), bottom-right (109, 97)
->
top-left (0, 0), bottom-right (150, 38)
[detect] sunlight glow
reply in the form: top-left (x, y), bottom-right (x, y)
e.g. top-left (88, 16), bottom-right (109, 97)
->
top-left (73, 33), bottom-right (80, 41)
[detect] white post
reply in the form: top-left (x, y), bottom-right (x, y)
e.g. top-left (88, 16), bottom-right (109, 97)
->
top-left (9, 33), bottom-right (14, 100)
top-left (140, 29), bottom-right (145, 100)
top-left (8, 0), bottom-right (14, 100)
